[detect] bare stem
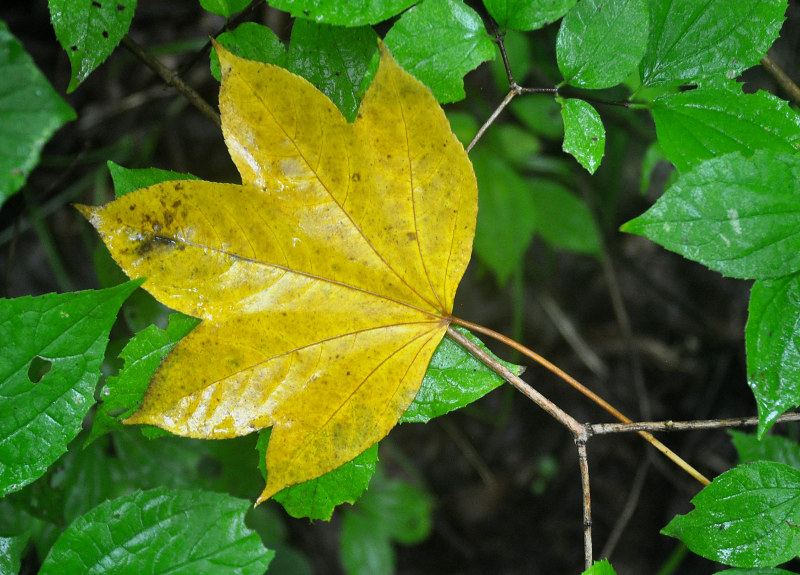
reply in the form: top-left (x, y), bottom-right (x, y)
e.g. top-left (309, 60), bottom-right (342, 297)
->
top-left (577, 439), bottom-right (593, 570)
top-left (588, 412), bottom-right (800, 436)
top-left (761, 54), bottom-right (800, 108)
top-left (121, 35), bottom-right (222, 128)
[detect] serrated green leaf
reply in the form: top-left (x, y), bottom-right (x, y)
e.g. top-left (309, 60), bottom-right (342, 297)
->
top-left (582, 559), bottom-right (618, 575)
top-left (0, 22), bottom-right (76, 207)
top-left (556, 0), bottom-right (649, 89)
top-left (401, 326), bottom-right (523, 423)
top-left (108, 161), bottom-right (198, 197)
top-left (258, 430), bottom-right (378, 521)
top-left (0, 281), bottom-right (140, 498)
top-left (341, 469), bottom-right (431, 575)
top-left (199, 0), bottom-right (251, 17)
top-left (746, 274), bottom-right (800, 437)
top-left (640, 0), bottom-right (787, 87)
top-left (471, 148), bottom-right (538, 286)
top-left (40, 488), bottom-right (274, 575)
top-left (287, 21), bottom-right (377, 121)
top-left (210, 22), bottom-right (286, 82)
top-left (559, 97), bottom-right (605, 174)
top-left (622, 151), bottom-right (800, 279)
top-left (268, 0), bottom-right (415, 26)
top-left (652, 87), bottom-right (800, 172)
top-left (87, 313), bottom-right (199, 444)
top-left (531, 178), bottom-right (601, 255)
top-left (0, 533), bottom-right (28, 575)
top-left (662, 461), bottom-right (800, 568)
top-left (730, 430), bottom-right (800, 470)
top-left (484, 0), bottom-right (576, 31)
top-left (384, 0), bottom-right (495, 103)
top-left (48, 0), bottom-right (137, 92)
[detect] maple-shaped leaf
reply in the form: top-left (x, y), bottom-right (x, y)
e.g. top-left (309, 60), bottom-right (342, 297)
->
top-left (77, 43), bottom-right (477, 501)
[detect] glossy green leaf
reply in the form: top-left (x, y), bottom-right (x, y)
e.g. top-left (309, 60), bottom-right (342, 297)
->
top-left (652, 87), bottom-right (800, 172)
top-left (622, 151), bottom-right (800, 279)
top-left (384, 0), bottom-right (495, 103)
top-left (484, 0), bottom-right (576, 31)
top-left (87, 313), bottom-right (199, 444)
top-left (730, 430), bottom-right (800, 470)
top-left (108, 161), bottom-right (198, 197)
top-left (556, 0), bottom-right (649, 89)
top-left (582, 559), bottom-right (618, 575)
top-left (39, 488), bottom-right (274, 574)
top-left (0, 533), bottom-right (28, 575)
top-left (199, 0), bottom-right (251, 17)
top-left (48, 0), bottom-right (137, 92)
top-left (268, 0), bottom-right (415, 26)
top-left (210, 22), bottom-right (286, 81)
top-left (746, 274), bottom-right (800, 437)
top-left (662, 461), bottom-right (800, 568)
top-left (0, 281), bottom-right (140, 498)
top-left (0, 22), bottom-right (76, 207)
top-left (401, 326), bottom-right (523, 423)
top-left (287, 21), bottom-right (377, 121)
top-left (640, 0), bottom-right (787, 87)
top-left (531, 178), bottom-right (601, 255)
top-left (341, 470), bottom-right (432, 575)
top-left (559, 97), bottom-right (605, 174)
top-left (258, 430), bottom-right (378, 521)
top-left (471, 148), bottom-right (538, 286)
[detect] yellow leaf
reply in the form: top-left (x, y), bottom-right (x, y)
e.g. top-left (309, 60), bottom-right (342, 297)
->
top-left (77, 43), bottom-right (477, 502)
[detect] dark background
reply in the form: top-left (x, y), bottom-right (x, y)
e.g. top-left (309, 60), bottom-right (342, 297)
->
top-left (2, 1), bottom-right (800, 573)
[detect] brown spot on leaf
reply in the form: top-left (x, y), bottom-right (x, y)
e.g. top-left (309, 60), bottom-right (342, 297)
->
top-left (92, 1), bottom-right (101, 7)
top-left (102, 30), bottom-right (109, 38)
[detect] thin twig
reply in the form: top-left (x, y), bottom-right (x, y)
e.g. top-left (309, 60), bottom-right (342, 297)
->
top-left (466, 90), bottom-right (517, 153)
top-left (121, 35), bottom-right (222, 128)
top-left (761, 54), bottom-right (800, 108)
top-left (577, 439), bottom-right (593, 570)
top-left (445, 325), bottom-right (585, 438)
top-left (587, 412), bottom-right (800, 436)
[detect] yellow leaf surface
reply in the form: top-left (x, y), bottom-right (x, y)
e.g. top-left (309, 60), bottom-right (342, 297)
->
top-left (77, 43), bottom-right (477, 501)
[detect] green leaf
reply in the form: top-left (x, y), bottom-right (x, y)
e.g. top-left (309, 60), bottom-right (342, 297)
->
top-left (210, 22), bottom-right (286, 82)
top-left (746, 274), bottom-right (800, 437)
top-left (341, 470), bottom-right (432, 575)
top-left (661, 461), bottom-right (800, 568)
top-left (639, 142), bottom-right (667, 195)
top-left (268, 0), bottom-right (415, 26)
top-left (287, 21), bottom-right (377, 121)
top-left (87, 313), bottom-right (199, 444)
top-left (621, 151), bottom-right (800, 279)
top-left (484, 0), bottom-right (576, 31)
top-left (108, 161), bottom-right (198, 197)
top-left (652, 87), bottom-right (800, 172)
top-left (0, 533), bottom-right (28, 575)
top-left (48, 0), bottom-right (137, 92)
top-left (556, 0), bottom-right (649, 89)
top-left (640, 0), bottom-right (787, 87)
top-left (39, 488), bottom-right (274, 574)
top-left (559, 97), bottom-right (605, 174)
top-left (582, 559), bottom-right (618, 575)
top-left (730, 430), bottom-right (800, 470)
top-left (401, 326), bottom-right (523, 423)
top-left (471, 148), bottom-right (538, 286)
top-left (0, 281), bottom-right (140, 498)
top-left (531, 178), bottom-right (601, 255)
top-left (384, 0), bottom-right (495, 103)
top-left (258, 430), bottom-right (378, 521)
top-left (0, 22), bottom-right (76, 207)
top-left (199, 0), bottom-right (251, 17)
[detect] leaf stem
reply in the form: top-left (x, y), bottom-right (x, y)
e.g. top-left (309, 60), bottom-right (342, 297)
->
top-left (449, 316), bottom-right (710, 486)
top-left (121, 35), bottom-right (222, 128)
